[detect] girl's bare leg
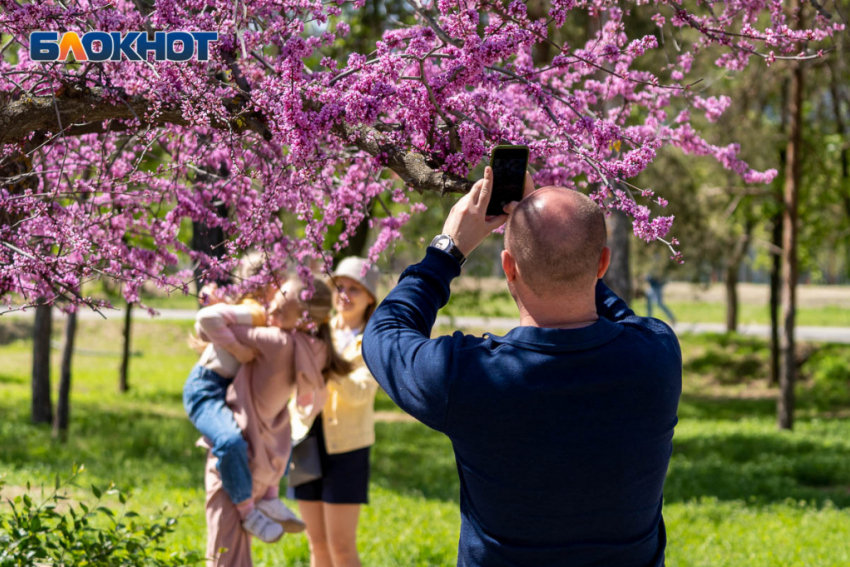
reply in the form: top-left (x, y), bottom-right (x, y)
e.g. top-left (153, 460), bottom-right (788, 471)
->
top-left (323, 503), bottom-right (361, 567)
top-left (298, 500), bottom-right (333, 567)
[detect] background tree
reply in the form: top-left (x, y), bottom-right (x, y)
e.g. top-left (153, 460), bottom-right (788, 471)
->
top-left (30, 296), bottom-right (52, 425)
top-left (53, 309), bottom-right (77, 441)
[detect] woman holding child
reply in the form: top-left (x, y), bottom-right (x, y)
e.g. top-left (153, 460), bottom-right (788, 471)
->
top-left (185, 254), bottom-right (382, 567)
top-left (186, 255), bottom-right (352, 566)
top-left (288, 256), bottom-right (382, 567)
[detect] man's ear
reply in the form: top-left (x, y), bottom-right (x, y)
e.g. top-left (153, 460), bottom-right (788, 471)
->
top-left (502, 249), bottom-right (517, 283)
top-left (597, 246), bottom-right (611, 278)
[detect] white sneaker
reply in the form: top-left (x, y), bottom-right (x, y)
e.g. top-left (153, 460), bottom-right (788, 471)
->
top-left (257, 498), bottom-right (307, 533)
top-left (242, 508), bottom-right (284, 543)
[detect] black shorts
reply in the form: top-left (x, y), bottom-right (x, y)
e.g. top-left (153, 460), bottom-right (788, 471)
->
top-left (286, 416), bottom-right (371, 505)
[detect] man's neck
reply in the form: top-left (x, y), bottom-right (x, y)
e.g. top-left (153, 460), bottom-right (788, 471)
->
top-left (515, 292), bottom-right (599, 329)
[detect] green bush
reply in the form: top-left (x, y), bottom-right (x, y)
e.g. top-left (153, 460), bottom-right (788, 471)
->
top-left (0, 465), bottom-right (201, 567)
top-left (801, 350), bottom-right (850, 409)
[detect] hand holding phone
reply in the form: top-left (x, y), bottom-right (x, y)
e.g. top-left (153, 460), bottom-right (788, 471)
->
top-left (486, 145), bottom-right (530, 217)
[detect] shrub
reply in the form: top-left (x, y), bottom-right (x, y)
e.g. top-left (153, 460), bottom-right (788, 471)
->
top-left (799, 349), bottom-right (850, 410)
top-left (0, 465), bottom-right (202, 567)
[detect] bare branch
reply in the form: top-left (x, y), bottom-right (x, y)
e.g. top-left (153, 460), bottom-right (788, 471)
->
top-left (809, 0), bottom-right (833, 19)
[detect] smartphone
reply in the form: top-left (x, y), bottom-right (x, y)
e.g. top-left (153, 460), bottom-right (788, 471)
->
top-left (486, 145), bottom-right (530, 217)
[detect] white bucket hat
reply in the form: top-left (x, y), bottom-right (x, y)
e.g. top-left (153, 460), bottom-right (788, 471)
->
top-left (332, 257), bottom-right (380, 300)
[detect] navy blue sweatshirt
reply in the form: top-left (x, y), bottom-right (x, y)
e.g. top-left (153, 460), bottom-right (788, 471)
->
top-left (362, 248), bottom-right (682, 567)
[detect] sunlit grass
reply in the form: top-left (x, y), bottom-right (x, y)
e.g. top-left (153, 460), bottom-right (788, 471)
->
top-left (443, 288), bottom-right (850, 327)
top-left (3, 319), bottom-right (850, 565)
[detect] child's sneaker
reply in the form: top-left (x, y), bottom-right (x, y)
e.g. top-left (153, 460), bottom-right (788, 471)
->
top-left (257, 498), bottom-right (307, 533)
top-left (242, 508), bottom-right (285, 543)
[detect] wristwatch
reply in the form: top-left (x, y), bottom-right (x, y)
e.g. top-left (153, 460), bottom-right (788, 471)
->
top-left (430, 234), bottom-right (467, 267)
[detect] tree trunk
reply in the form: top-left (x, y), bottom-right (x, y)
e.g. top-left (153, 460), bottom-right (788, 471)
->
top-left (53, 311), bottom-right (77, 441)
top-left (769, 211), bottom-right (782, 386)
top-left (119, 303), bottom-right (132, 393)
top-left (527, 0), bottom-right (552, 64)
top-left (597, 10), bottom-right (631, 304)
top-left (333, 201), bottom-right (374, 265)
top-left (31, 297), bottom-right (53, 425)
top-left (828, 60), bottom-right (850, 223)
top-left (778, 26), bottom-right (804, 431)
top-left (725, 262), bottom-right (739, 334)
top-left (725, 227), bottom-right (752, 333)
top-left (605, 208), bottom-right (632, 303)
top-left (192, 202), bottom-right (230, 294)
top-left (770, 78), bottom-right (790, 388)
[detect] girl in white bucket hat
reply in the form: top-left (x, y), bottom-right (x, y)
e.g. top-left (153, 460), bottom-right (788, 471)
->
top-left (288, 256), bottom-right (381, 567)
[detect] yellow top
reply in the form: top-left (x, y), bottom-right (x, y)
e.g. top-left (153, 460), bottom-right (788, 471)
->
top-left (290, 330), bottom-right (379, 455)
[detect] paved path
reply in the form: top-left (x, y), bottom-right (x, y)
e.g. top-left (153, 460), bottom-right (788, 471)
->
top-left (5, 307), bottom-right (849, 344)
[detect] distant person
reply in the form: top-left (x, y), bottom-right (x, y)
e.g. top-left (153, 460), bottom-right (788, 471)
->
top-left (289, 257), bottom-right (381, 567)
top-left (362, 167), bottom-right (682, 567)
top-left (645, 274), bottom-right (676, 325)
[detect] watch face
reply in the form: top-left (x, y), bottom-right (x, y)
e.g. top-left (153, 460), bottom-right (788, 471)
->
top-left (433, 235), bottom-right (450, 250)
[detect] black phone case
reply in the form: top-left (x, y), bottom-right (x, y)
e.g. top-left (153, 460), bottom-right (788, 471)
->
top-left (487, 145), bottom-right (529, 217)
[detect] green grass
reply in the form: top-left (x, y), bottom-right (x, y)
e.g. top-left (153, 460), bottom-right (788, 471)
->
top-left (442, 289), bottom-right (850, 327)
top-left (3, 320), bottom-right (850, 565)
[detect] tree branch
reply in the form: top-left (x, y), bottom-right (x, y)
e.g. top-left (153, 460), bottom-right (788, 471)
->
top-left (404, 0), bottom-right (463, 48)
top-left (328, 114), bottom-right (472, 194)
top-left (1, 86), bottom-right (473, 194)
top-left (0, 86), bottom-right (266, 144)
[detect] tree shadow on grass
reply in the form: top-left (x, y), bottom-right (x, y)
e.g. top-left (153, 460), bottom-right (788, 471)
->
top-left (0, 320), bottom-right (33, 346)
top-left (0, 400), bottom-right (205, 492)
top-left (0, 372), bottom-right (26, 385)
top-left (668, 395), bottom-right (850, 509)
top-left (128, 387), bottom-right (186, 407)
top-left (1, 395), bottom-right (460, 506)
top-left (678, 393), bottom-right (777, 421)
top-left (372, 421), bottom-right (460, 504)
top-left (682, 333), bottom-right (769, 384)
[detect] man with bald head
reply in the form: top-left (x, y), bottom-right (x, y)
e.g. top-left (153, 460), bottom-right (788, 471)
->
top-left (363, 167), bottom-right (682, 567)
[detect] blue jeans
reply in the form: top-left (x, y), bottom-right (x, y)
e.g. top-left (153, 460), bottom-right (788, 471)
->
top-left (646, 284), bottom-right (676, 323)
top-left (183, 364), bottom-right (252, 504)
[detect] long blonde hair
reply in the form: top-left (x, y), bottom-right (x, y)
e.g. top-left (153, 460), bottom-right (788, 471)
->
top-left (290, 279), bottom-right (353, 381)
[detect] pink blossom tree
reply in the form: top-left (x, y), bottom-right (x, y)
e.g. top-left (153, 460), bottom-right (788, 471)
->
top-left (0, 0), bottom-right (843, 312)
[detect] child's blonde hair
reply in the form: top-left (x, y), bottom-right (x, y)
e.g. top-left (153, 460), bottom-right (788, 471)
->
top-left (188, 251), bottom-right (278, 354)
top-left (235, 250), bottom-right (278, 303)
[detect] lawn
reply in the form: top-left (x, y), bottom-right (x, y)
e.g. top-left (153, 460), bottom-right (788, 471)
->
top-left (442, 288), bottom-right (850, 327)
top-left (2, 317), bottom-right (850, 566)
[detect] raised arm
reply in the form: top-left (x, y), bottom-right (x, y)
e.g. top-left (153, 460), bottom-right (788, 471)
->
top-left (362, 248), bottom-right (462, 432)
top-left (363, 167), bottom-right (506, 431)
top-left (196, 303), bottom-right (266, 363)
top-left (195, 303), bottom-right (262, 342)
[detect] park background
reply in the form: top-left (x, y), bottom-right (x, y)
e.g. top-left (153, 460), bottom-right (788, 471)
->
top-left (2, 0), bottom-right (850, 564)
